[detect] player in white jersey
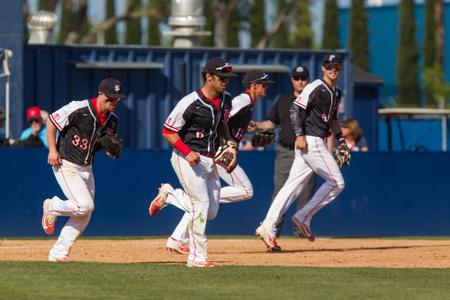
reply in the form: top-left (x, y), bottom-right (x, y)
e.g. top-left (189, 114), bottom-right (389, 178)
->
top-left (256, 54), bottom-right (348, 251)
top-left (41, 78), bottom-right (125, 262)
top-left (161, 70), bottom-right (274, 254)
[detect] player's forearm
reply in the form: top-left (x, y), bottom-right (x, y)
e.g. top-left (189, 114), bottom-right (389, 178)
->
top-left (289, 104), bottom-right (305, 136)
top-left (331, 119), bottom-right (343, 140)
top-left (255, 120), bottom-right (275, 131)
top-left (46, 119), bottom-right (58, 151)
top-left (163, 131), bottom-right (192, 156)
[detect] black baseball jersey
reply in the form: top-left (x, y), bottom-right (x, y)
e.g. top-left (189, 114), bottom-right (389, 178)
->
top-left (291, 79), bottom-right (341, 138)
top-left (164, 89), bottom-right (233, 154)
top-left (228, 92), bottom-right (254, 143)
top-left (49, 99), bottom-right (119, 165)
top-left (267, 93), bottom-right (297, 149)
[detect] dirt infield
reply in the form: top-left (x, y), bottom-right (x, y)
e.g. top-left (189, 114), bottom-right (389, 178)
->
top-left (1, 238), bottom-right (450, 268)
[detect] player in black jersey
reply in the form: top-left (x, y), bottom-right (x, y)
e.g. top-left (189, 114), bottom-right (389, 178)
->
top-left (41, 78), bottom-right (125, 262)
top-left (149, 57), bottom-right (236, 268)
top-left (257, 54), bottom-right (347, 251)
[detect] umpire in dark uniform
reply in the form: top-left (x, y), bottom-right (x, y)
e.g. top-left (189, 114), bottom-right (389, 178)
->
top-left (255, 66), bottom-right (317, 237)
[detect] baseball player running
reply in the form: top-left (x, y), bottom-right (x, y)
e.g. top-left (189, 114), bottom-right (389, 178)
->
top-left (41, 78), bottom-right (125, 262)
top-left (149, 57), bottom-right (236, 268)
top-left (256, 54), bottom-right (347, 251)
top-left (161, 70), bottom-right (274, 254)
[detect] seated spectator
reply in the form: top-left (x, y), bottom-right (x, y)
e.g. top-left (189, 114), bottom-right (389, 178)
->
top-left (341, 118), bottom-right (368, 152)
top-left (0, 106), bottom-right (6, 145)
top-left (19, 106), bottom-right (48, 147)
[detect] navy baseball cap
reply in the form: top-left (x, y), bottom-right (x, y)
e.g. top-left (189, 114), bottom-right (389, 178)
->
top-left (292, 65), bottom-right (310, 78)
top-left (322, 53), bottom-right (343, 65)
top-left (202, 57), bottom-right (237, 78)
top-left (99, 78), bottom-right (127, 98)
top-left (242, 70), bottom-right (274, 85)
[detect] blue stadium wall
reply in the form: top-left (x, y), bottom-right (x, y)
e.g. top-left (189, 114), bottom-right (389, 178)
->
top-left (1, 148), bottom-right (449, 237)
top-left (22, 46), bottom-right (354, 149)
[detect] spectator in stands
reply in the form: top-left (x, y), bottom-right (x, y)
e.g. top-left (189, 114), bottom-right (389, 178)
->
top-left (19, 106), bottom-right (48, 147)
top-left (0, 106), bottom-right (5, 144)
top-left (341, 118), bottom-right (368, 152)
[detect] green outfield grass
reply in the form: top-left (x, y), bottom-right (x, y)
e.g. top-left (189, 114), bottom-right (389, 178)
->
top-left (1, 262), bottom-right (450, 300)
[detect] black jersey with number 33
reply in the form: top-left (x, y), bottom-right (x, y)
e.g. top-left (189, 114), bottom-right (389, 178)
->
top-left (49, 99), bottom-right (119, 165)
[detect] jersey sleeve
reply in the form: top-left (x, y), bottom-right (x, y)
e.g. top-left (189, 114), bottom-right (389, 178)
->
top-left (163, 96), bottom-right (193, 132)
top-left (230, 93), bottom-right (251, 118)
top-left (48, 101), bottom-right (84, 132)
top-left (293, 81), bottom-right (319, 110)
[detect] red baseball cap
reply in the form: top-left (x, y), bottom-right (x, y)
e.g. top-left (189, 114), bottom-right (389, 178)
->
top-left (27, 106), bottom-right (42, 121)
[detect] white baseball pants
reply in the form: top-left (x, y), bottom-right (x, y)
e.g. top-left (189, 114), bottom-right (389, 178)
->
top-left (262, 136), bottom-right (345, 236)
top-left (46, 159), bottom-right (95, 259)
top-left (166, 151), bottom-right (220, 263)
top-left (169, 163), bottom-right (253, 243)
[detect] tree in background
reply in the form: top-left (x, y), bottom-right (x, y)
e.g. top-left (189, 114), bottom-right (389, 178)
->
top-left (38, 0), bottom-right (58, 12)
top-left (250, 0), bottom-right (265, 48)
top-left (271, 0), bottom-right (290, 48)
top-left (105, 0), bottom-right (118, 44)
top-left (147, 1), bottom-right (170, 46)
top-left (423, 0), bottom-right (446, 106)
top-left (125, 0), bottom-right (142, 45)
top-left (227, 3), bottom-right (241, 47)
top-left (348, 0), bottom-right (369, 70)
top-left (201, 1), bottom-right (215, 46)
top-left (57, 0), bottom-right (73, 44)
top-left (397, 0), bottom-right (420, 106)
top-left (322, 0), bottom-right (339, 49)
top-left (290, 0), bottom-right (313, 49)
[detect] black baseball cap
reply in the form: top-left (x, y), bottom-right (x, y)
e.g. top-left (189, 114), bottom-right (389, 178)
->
top-left (292, 65), bottom-right (310, 78)
top-left (322, 53), bottom-right (343, 65)
top-left (202, 57), bottom-right (237, 78)
top-left (98, 78), bottom-right (127, 98)
top-left (242, 70), bottom-right (274, 85)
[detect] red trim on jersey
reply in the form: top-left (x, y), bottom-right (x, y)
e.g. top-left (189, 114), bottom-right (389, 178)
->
top-left (244, 90), bottom-right (255, 104)
top-left (173, 140), bottom-right (192, 156)
top-left (49, 114), bottom-right (63, 131)
top-left (92, 98), bottom-right (107, 125)
top-left (163, 122), bottom-right (180, 132)
top-left (199, 89), bottom-right (220, 110)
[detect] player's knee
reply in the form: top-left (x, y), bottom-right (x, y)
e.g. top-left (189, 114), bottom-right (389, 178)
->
top-left (242, 185), bottom-right (254, 200)
top-left (76, 203), bottom-right (95, 216)
top-left (335, 178), bottom-right (345, 192)
top-left (207, 205), bottom-right (219, 220)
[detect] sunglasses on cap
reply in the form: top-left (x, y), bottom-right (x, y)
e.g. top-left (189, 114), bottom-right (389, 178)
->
top-left (215, 63), bottom-right (233, 73)
top-left (324, 64), bottom-right (342, 71)
top-left (250, 73), bottom-right (270, 84)
top-left (292, 75), bottom-right (309, 81)
top-left (29, 118), bottom-right (42, 123)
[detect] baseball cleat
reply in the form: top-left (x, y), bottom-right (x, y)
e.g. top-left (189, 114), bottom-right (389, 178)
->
top-left (166, 237), bottom-right (190, 255)
top-left (186, 260), bottom-right (215, 268)
top-left (48, 255), bottom-right (71, 263)
top-left (149, 183), bottom-right (174, 216)
top-left (42, 199), bottom-right (56, 235)
top-left (255, 223), bottom-right (282, 252)
top-left (291, 216), bottom-right (315, 242)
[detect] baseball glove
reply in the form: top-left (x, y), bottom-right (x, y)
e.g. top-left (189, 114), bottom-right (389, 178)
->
top-left (335, 140), bottom-right (351, 168)
top-left (97, 134), bottom-right (123, 159)
top-left (251, 131), bottom-right (275, 147)
top-left (214, 140), bottom-right (238, 173)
